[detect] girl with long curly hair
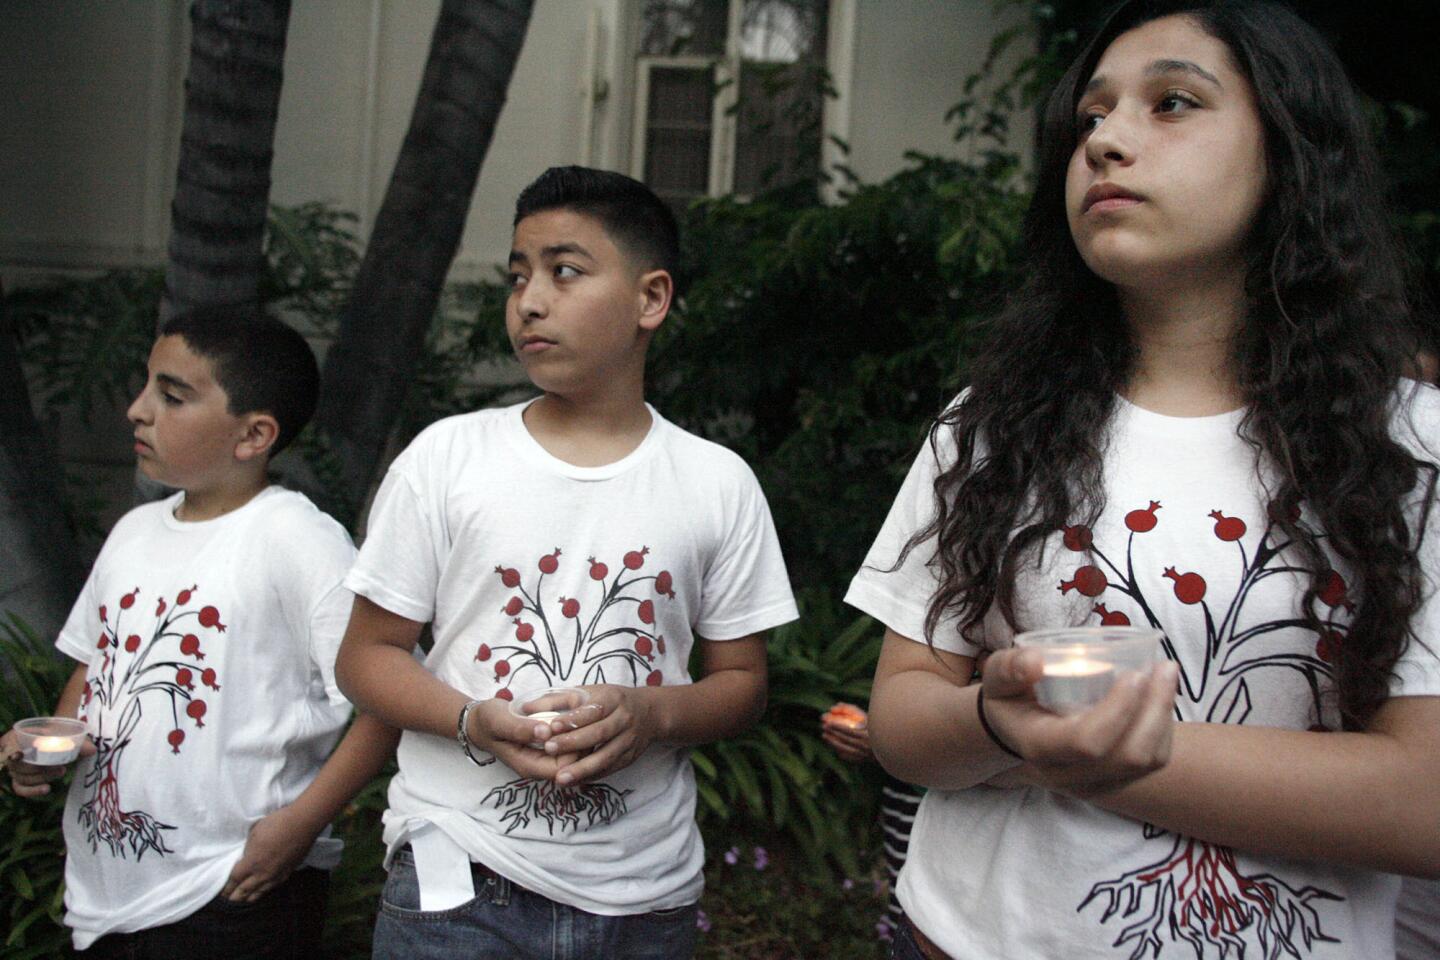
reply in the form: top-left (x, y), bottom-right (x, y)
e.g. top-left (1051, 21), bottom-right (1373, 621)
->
top-left (846, 2), bottom-right (1440, 957)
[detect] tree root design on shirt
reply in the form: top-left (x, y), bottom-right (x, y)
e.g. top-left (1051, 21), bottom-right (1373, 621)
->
top-left (1079, 835), bottom-right (1342, 960)
top-left (481, 777), bottom-right (632, 835)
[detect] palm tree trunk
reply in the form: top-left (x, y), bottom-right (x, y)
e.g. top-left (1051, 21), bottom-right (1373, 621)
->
top-left (159, 0), bottom-right (292, 325)
top-left (314, 0), bottom-right (535, 513)
top-left (0, 290), bottom-right (84, 637)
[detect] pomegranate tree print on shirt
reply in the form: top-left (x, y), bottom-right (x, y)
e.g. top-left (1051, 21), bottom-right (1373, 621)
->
top-left (1061, 500), bottom-right (1347, 959)
top-left (77, 585), bottom-right (226, 860)
top-left (479, 545), bottom-right (678, 834)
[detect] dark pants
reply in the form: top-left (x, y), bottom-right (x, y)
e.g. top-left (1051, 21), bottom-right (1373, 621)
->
top-left (82, 867), bottom-right (330, 960)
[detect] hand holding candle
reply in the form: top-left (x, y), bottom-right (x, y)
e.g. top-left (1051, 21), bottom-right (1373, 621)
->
top-left (4, 717), bottom-right (92, 799)
top-left (508, 687), bottom-right (593, 750)
top-left (821, 702), bottom-right (872, 763)
top-left (972, 627), bottom-right (1178, 794)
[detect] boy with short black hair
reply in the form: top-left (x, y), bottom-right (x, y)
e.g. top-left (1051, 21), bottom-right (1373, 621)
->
top-left (2, 305), bottom-right (396, 957)
top-left (336, 166), bottom-right (798, 959)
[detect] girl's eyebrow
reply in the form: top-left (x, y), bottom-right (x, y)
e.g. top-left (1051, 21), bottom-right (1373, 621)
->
top-left (1083, 58), bottom-right (1223, 96)
top-left (1145, 58), bottom-right (1222, 88)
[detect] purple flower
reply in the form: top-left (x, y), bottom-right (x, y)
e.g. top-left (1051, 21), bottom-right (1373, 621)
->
top-left (842, 877), bottom-right (855, 891)
top-left (753, 846), bottom-right (769, 871)
top-left (876, 917), bottom-right (895, 942)
top-left (696, 908), bottom-right (712, 933)
top-left (723, 846), bottom-right (739, 865)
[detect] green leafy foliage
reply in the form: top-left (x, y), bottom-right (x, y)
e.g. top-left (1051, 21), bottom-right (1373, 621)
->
top-left (0, 615), bottom-right (76, 958)
top-left (690, 594), bottom-right (884, 874)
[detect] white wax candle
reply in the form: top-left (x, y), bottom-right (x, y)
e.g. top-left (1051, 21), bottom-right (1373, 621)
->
top-left (1044, 657), bottom-right (1111, 678)
top-left (1036, 656), bottom-right (1116, 713)
top-left (28, 735), bottom-right (79, 765)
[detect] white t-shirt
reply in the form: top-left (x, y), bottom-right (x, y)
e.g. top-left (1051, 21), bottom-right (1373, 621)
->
top-left (846, 384), bottom-right (1440, 960)
top-left (345, 401), bottom-right (798, 915)
top-left (1398, 877), bottom-right (1440, 960)
top-left (54, 487), bottom-right (356, 949)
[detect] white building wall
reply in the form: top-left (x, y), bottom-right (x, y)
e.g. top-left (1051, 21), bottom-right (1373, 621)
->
top-left (0, 0), bottom-right (1023, 282)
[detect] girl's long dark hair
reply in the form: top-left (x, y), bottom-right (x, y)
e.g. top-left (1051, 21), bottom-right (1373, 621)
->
top-left (909, 0), bottom-right (1436, 726)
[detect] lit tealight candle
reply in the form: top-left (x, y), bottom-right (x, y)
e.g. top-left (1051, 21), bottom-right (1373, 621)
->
top-left (29, 735), bottom-right (80, 766)
top-left (1036, 656), bottom-right (1116, 713)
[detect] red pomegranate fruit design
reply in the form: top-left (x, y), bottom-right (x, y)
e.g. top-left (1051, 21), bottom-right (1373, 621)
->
top-left (1208, 510), bottom-right (1246, 542)
top-left (1063, 525), bottom-right (1093, 551)
top-left (539, 548), bottom-right (562, 574)
top-left (495, 565), bottom-right (521, 588)
top-left (1163, 567), bottom-right (1207, 605)
top-left (1124, 501), bottom-right (1161, 533)
top-left (624, 546), bottom-right (649, 570)
top-left (1094, 603), bottom-right (1131, 626)
top-left (1318, 571), bottom-right (1351, 610)
top-left (1059, 565), bottom-right (1108, 597)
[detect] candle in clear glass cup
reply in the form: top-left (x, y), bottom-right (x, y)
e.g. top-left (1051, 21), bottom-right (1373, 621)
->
top-left (14, 717), bottom-right (87, 765)
top-left (1014, 627), bottom-right (1161, 714)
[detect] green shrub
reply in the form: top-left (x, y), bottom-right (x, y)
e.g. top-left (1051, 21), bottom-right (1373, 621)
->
top-left (691, 593), bottom-right (884, 874)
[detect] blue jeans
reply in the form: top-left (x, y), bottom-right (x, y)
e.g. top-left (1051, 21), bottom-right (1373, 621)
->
top-left (371, 847), bottom-right (698, 960)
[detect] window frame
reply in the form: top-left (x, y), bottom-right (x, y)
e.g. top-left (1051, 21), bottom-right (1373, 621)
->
top-left (628, 0), bottom-right (849, 203)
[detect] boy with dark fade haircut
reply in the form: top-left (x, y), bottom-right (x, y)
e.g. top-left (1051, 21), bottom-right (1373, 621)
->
top-left (337, 166), bottom-right (798, 959)
top-left (2, 305), bottom-right (398, 959)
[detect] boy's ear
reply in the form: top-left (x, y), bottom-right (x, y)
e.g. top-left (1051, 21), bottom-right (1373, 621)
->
top-left (636, 269), bottom-right (674, 334)
top-left (233, 413), bottom-right (281, 463)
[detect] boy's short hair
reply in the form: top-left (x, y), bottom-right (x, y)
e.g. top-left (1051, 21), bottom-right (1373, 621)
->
top-left (514, 166), bottom-right (680, 280)
top-left (161, 304), bottom-right (319, 456)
